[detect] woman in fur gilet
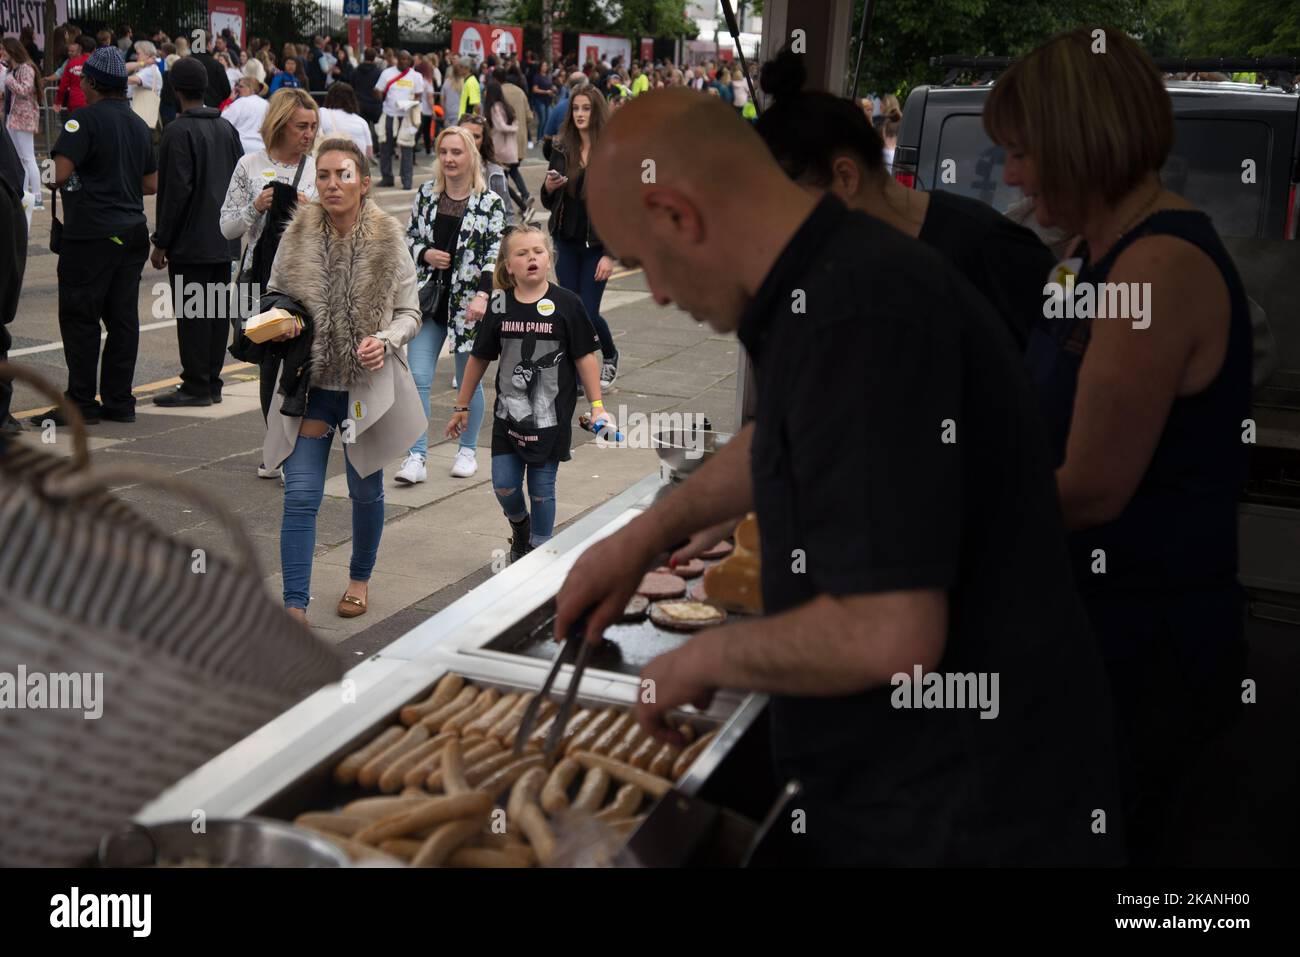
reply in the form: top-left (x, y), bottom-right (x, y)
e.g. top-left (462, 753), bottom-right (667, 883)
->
top-left (262, 138), bottom-right (427, 622)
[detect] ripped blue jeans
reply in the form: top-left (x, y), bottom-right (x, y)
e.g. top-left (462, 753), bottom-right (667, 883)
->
top-left (491, 452), bottom-right (558, 546)
top-left (281, 388), bottom-right (385, 609)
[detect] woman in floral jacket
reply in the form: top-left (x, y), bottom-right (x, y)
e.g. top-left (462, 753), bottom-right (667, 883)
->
top-left (397, 125), bottom-right (506, 484)
top-left (0, 39), bottom-right (41, 210)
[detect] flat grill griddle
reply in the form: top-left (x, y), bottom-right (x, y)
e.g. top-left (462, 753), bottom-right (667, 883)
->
top-left (481, 602), bottom-right (697, 675)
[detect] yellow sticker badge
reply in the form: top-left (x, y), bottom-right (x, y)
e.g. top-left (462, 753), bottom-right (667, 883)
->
top-left (352, 400), bottom-right (367, 421)
top-left (63, 119), bottom-right (80, 133)
top-left (261, 168), bottom-right (277, 180)
top-left (536, 298), bottom-right (555, 317)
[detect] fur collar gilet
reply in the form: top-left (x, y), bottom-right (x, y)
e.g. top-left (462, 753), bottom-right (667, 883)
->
top-left (273, 200), bottom-right (408, 386)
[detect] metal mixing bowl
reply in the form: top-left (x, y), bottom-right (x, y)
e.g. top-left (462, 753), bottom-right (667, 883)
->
top-left (652, 428), bottom-right (732, 477)
top-left (98, 817), bottom-right (351, 867)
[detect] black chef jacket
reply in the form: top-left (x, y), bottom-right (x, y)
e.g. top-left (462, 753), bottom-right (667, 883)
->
top-left (739, 194), bottom-right (1123, 867)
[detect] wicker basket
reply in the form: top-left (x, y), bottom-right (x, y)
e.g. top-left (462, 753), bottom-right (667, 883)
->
top-left (0, 364), bottom-right (344, 866)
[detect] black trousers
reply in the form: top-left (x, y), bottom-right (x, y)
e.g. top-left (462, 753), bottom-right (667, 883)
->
top-left (0, 181), bottom-right (27, 421)
top-left (56, 224), bottom-right (149, 415)
top-left (169, 261), bottom-right (231, 398)
top-left (417, 114), bottom-right (433, 153)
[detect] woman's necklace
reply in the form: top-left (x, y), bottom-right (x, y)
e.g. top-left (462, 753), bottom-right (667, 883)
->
top-left (1114, 184), bottom-right (1163, 241)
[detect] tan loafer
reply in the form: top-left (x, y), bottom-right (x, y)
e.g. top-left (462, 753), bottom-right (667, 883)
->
top-left (337, 593), bottom-right (368, 618)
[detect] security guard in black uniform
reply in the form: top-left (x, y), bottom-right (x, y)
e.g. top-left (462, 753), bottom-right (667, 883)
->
top-left (35, 45), bottom-right (156, 426)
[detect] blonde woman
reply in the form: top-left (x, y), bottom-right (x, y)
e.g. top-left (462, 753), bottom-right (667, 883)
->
top-left (396, 126), bottom-right (506, 484)
top-left (219, 87), bottom-right (320, 475)
top-left (263, 137), bottom-right (425, 620)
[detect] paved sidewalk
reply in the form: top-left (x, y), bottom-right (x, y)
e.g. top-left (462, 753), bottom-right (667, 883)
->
top-left (12, 271), bottom-right (740, 650)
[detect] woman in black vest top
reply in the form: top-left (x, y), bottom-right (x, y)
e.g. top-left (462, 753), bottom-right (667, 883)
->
top-left (985, 27), bottom-right (1252, 865)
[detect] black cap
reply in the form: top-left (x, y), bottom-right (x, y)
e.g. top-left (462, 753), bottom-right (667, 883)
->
top-left (170, 57), bottom-right (208, 96)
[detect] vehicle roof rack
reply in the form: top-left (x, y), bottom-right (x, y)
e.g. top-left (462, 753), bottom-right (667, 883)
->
top-left (929, 55), bottom-right (1300, 92)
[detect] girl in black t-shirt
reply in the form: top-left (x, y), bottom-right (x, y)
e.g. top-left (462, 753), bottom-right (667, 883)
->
top-left (446, 224), bottom-right (613, 561)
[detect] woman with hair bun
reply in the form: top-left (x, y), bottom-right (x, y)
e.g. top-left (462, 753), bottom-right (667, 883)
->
top-left (755, 45), bottom-right (1054, 352)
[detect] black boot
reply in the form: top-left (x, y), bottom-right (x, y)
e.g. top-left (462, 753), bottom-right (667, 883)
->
top-left (508, 514), bottom-right (532, 562)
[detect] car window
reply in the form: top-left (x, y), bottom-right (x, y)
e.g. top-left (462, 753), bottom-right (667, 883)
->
top-left (1162, 118), bottom-right (1269, 239)
top-left (929, 112), bottom-right (1272, 238)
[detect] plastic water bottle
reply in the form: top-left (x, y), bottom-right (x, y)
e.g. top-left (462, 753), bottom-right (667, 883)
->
top-left (578, 413), bottom-right (625, 444)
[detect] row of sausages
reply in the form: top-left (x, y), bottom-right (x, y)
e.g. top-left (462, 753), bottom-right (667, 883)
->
top-left (293, 673), bottom-right (718, 867)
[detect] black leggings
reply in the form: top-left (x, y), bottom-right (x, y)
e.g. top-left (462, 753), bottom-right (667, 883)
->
top-left (506, 162), bottom-right (529, 200)
top-left (417, 115), bottom-right (434, 153)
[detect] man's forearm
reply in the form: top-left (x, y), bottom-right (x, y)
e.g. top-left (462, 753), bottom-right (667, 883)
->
top-left (627, 422), bottom-right (753, 554)
top-left (692, 590), bottom-right (948, 697)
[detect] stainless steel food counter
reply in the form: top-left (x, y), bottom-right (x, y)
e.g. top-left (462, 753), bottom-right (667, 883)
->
top-left (136, 472), bottom-right (770, 854)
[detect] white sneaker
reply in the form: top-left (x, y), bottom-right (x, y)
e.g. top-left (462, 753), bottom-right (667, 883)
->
top-left (451, 374), bottom-right (459, 389)
top-left (450, 447), bottom-right (478, 477)
top-left (394, 452), bottom-right (427, 485)
top-left (258, 463), bottom-right (282, 479)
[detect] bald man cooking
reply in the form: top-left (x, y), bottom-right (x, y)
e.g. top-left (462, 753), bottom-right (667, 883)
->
top-left (554, 90), bottom-right (1123, 866)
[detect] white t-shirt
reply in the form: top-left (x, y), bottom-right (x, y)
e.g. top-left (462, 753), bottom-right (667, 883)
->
top-left (318, 107), bottom-right (373, 158)
top-left (223, 94), bottom-right (269, 154)
top-left (375, 65), bottom-right (425, 117)
top-left (128, 63), bottom-right (162, 99)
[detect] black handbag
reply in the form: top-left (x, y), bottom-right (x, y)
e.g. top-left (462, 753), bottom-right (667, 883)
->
top-left (419, 270), bottom-right (449, 320)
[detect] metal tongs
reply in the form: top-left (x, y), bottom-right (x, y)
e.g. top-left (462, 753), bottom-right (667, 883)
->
top-left (514, 612), bottom-right (596, 760)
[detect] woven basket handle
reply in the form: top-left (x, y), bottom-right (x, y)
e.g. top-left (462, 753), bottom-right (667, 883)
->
top-left (0, 362), bottom-right (90, 470)
top-left (42, 465), bottom-right (262, 576)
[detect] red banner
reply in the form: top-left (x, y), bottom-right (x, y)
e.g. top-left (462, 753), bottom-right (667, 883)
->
top-left (209, 0), bottom-right (246, 50)
top-left (640, 38), bottom-right (654, 63)
top-left (347, 17), bottom-right (371, 51)
top-left (451, 19), bottom-right (523, 61)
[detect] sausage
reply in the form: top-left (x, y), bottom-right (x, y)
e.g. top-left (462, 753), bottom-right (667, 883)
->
top-left (426, 739), bottom-right (501, 791)
top-left (607, 722), bottom-right (646, 763)
top-left (402, 737), bottom-right (457, 790)
top-left (333, 726), bottom-right (403, 786)
top-left (507, 767), bottom-right (549, 823)
top-left (416, 686), bottom-right (479, 732)
top-left (671, 729), bottom-right (718, 780)
top-left (594, 783), bottom-right (644, 821)
top-left (441, 687), bottom-right (501, 735)
top-left (447, 846), bottom-right (532, 868)
top-left (378, 838), bottom-right (423, 861)
top-left (565, 707), bottom-right (619, 756)
top-left (293, 813), bottom-right (369, 837)
top-left (399, 672), bottom-right (465, 726)
top-left (555, 708), bottom-right (595, 751)
top-left (474, 753), bottom-right (547, 801)
top-left (341, 795), bottom-right (433, 819)
top-left (628, 732), bottom-right (662, 770)
top-left (602, 816), bottom-right (647, 838)
top-left (589, 711), bottom-right (634, 756)
top-left (410, 816), bottom-right (487, 867)
top-left (516, 804), bottom-right (557, 864)
top-left (524, 711), bottom-right (559, 751)
top-left (540, 758), bottom-right (581, 815)
top-left (487, 693), bottom-right (535, 744)
top-left (571, 767), bottom-right (610, 813)
top-left (573, 751), bottom-right (673, 799)
top-left (297, 826), bottom-right (405, 865)
top-left (438, 737), bottom-right (472, 795)
top-left (352, 791), bottom-right (494, 844)
top-left (378, 733), bottom-right (453, 793)
top-left (357, 724), bottom-right (431, 789)
top-left (464, 749), bottom-right (521, 787)
top-left (462, 692), bottom-right (520, 738)
top-left (647, 724), bottom-right (696, 778)
top-left (501, 699), bottom-right (556, 749)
